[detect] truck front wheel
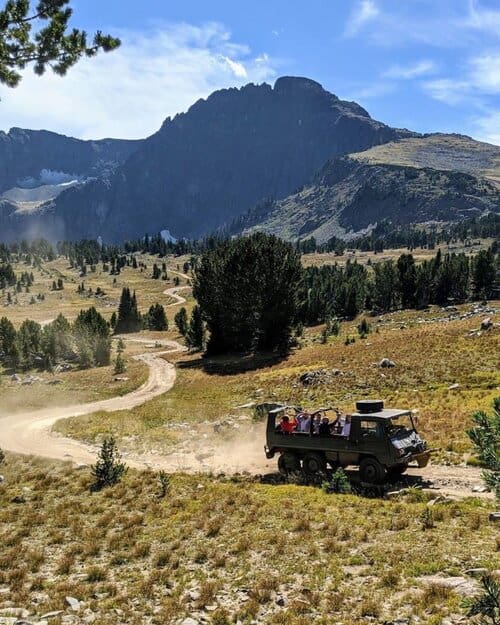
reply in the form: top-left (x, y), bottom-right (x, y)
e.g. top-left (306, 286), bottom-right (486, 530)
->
top-left (278, 453), bottom-right (301, 475)
top-left (303, 453), bottom-right (327, 476)
top-left (359, 458), bottom-right (386, 484)
top-left (388, 463), bottom-right (408, 477)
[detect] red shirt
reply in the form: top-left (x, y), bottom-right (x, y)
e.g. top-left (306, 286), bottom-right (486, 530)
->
top-left (280, 418), bottom-right (297, 433)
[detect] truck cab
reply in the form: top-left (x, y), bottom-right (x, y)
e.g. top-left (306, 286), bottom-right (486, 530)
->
top-left (264, 400), bottom-right (430, 483)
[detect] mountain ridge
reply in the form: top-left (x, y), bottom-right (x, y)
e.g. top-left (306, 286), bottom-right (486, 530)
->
top-left (0, 77), bottom-right (498, 243)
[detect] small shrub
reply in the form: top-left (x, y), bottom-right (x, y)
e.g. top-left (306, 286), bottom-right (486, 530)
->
top-left (114, 353), bottom-right (126, 374)
top-left (420, 506), bottom-right (435, 530)
top-left (157, 470), bottom-right (170, 498)
top-left (357, 318), bottom-right (371, 338)
top-left (90, 436), bottom-right (127, 491)
top-left (0, 447), bottom-right (5, 465)
top-left (86, 566), bottom-right (106, 582)
top-left (154, 551), bottom-right (170, 568)
top-left (466, 398), bottom-right (500, 499)
top-left (358, 597), bottom-right (381, 618)
top-left (211, 608), bottom-right (230, 625)
top-left (462, 573), bottom-right (500, 625)
top-left (322, 468), bottom-right (352, 494)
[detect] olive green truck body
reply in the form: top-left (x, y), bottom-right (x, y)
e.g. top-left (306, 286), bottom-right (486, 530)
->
top-left (264, 400), bottom-right (431, 483)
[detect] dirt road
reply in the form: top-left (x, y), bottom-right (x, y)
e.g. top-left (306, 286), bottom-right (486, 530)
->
top-left (0, 341), bottom-right (185, 467)
top-left (0, 274), bottom-right (493, 498)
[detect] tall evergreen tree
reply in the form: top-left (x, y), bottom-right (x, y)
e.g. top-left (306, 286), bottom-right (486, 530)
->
top-left (193, 233), bottom-right (301, 354)
top-left (145, 303), bottom-right (168, 331)
top-left (115, 288), bottom-right (142, 333)
top-left (174, 307), bottom-right (188, 336)
top-left (186, 305), bottom-right (205, 351)
top-left (16, 319), bottom-right (42, 369)
top-left (73, 307), bottom-right (110, 367)
top-left (473, 249), bottom-right (496, 299)
top-left (397, 253), bottom-right (417, 309)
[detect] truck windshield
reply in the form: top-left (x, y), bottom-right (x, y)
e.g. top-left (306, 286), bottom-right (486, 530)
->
top-left (387, 413), bottom-right (415, 437)
top-left (387, 413), bottom-right (419, 450)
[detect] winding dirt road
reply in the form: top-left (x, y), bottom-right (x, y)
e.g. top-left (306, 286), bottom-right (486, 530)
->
top-left (0, 341), bottom-right (185, 467)
top-left (0, 281), bottom-right (191, 467)
top-left (0, 280), bottom-right (494, 497)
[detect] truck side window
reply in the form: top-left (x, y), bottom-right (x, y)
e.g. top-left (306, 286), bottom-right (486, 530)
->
top-left (359, 420), bottom-right (383, 438)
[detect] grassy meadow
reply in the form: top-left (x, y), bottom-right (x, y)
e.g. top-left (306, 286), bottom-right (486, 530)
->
top-left (0, 453), bottom-right (498, 625)
top-left (55, 303), bottom-right (499, 463)
top-left (0, 248), bottom-right (499, 625)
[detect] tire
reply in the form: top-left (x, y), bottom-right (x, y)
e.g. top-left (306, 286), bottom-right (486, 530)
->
top-left (303, 453), bottom-right (327, 476)
top-left (356, 399), bottom-right (384, 413)
top-left (388, 463), bottom-right (408, 476)
top-left (359, 457), bottom-right (386, 484)
top-left (278, 453), bottom-right (301, 476)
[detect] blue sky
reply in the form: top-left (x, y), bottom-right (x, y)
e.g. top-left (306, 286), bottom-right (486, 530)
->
top-left (1, 0), bottom-right (499, 144)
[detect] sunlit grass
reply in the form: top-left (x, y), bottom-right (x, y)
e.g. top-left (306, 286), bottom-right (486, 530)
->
top-left (0, 454), bottom-right (497, 624)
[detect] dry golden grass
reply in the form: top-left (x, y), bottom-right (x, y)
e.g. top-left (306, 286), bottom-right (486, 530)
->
top-left (0, 355), bottom-right (147, 415)
top-left (56, 303), bottom-right (499, 461)
top-left (0, 254), bottom-right (192, 410)
top-left (0, 454), bottom-right (497, 625)
top-left (1, 253), bottom-right (193, 327)
top-left (301, 240), bottom-right (495, 268)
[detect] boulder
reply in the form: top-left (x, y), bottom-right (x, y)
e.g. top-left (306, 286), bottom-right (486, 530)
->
top-left (480, 317), bottom-right (493, 330)
top-left (379, 358), bottom-right (396, 368)
top-left (65, 597), bottom-right (80, 612)
top-left (465, 568), bottom-right (488, 578)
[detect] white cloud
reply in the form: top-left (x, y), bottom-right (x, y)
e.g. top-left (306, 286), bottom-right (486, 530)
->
top-left (383, 60), bottom-right (437, 80)
top-left (423, 79), bottom-right (471, 104)
top-left (469, 53), bottom-right (500, 93)
top-left (344, 0), bottom-right (500, 48)
top-left (465, 0), bottom-right (500, 38)
top-left (423, 52), bottom-right (500, 103)
top-left (473, 109), bottom-right (500, 145)
top-left (345, 0), bottom-right (380, 37)
top-left (220, 56), bottom-right (248, 78)
top-left (0, 22), bottom-right (276, 140)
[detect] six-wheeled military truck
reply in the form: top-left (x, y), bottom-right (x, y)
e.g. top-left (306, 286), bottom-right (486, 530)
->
top-left (264, 400), bottom-right (430, 483)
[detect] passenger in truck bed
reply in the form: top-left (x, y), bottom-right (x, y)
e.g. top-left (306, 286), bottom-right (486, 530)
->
top-left (279, 414), bottom-right (297, 434)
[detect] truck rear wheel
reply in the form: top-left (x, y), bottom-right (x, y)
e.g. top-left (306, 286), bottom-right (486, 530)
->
top-left (359, 458), bottom-right (386, 484)
top-left (303, 453), bottom-right (327, 475)
top-left (278, 453), bottom-right (301, 475)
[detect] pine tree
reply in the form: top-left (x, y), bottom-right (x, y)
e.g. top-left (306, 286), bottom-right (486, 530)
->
top-left (193, 233), bottom-right (302, 354)
top-left (397, 253), bottom-right (417, 308)
top-left (146, 304), bottom-right (168, 331)
top-left (186, 305), bottom-right (205, 351)
top-left (114, 288), bottom-right (142, 334)
top-left (174, 307), bottom-right (188, 336)
top-left (0, 1), bottom-right (120, 89)
top-left (90, 437), bottom-right (127, 491)
top-left (467, 398), bottom-right (500, 500)
top-left (114, 353), bottom-right (126, 374)
top-left (473, 249), bottom-right (496, 299)
top-left (73, 307), bottom-right (111, 367)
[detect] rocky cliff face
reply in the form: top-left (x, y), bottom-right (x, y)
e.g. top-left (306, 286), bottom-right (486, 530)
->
top-left (0, 128), bottom-right (142, 193)
top-left (237, 155), bottom-right (500, 242)
top-left (2, 77), bottom-right (412, 242)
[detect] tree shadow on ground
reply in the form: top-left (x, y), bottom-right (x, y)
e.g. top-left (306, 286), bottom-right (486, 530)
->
top-left (177, 350), bottom-right (288, 376)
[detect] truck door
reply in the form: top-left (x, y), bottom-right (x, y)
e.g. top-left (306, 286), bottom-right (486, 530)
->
top-left (354, 419), bottom-right (387, 456)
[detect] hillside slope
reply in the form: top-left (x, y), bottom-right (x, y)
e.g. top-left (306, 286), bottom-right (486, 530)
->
top-left (352, 134), bottom-right (500, 186)
top-left (237, 150), bottom-right (500, 242)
